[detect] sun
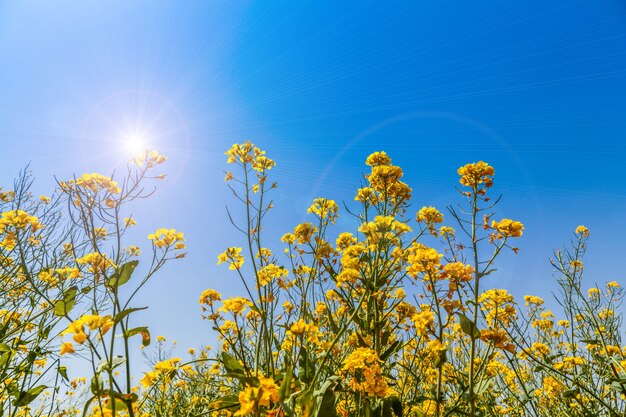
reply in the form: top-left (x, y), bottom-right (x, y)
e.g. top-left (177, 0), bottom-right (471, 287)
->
top-left (125, 134), bottom-right (147, 155)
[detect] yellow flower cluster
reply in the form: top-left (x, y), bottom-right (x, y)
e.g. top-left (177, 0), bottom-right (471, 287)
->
top-left (293, 222), bottom-right (316, 244)
top-left (76, 252), bottom-right (116, 275)
top-left (217, 247), bottom-right (245, 270)
top-left (413, 308), bottom-right (435, 337)
top-left (225, 141), bottom-right (276, 172)
top-left (491, 218), bottom-right (524, 238)
top-left (63, 173), bottom-right (121, 194)
top-left (307, 198), bottom-right (339, 222)
top-left (199, 288), bottom-right (222, 307)
top-left (218, 297), bottom-right (252, 315)
top-left (361, 151), bottom-right (412, 206)
top-left (575, 225), bottom-right (589, 237)
top-left (358, 215), bottom-right (411, 244)
top-left (457, 161), bottom-right (495, 189)
top-left (131, 150), bottom-right (167, 168)
top-left (0, 210), bottom-right (43, 250)
top-left (60, 314), bottom-right (115, 353)
top-left (341, 347), bottom-right (388, 397)
top-left (354, 186), bottom-right (378, 205)
top-left (140, 358), bottom-right (181, 387)
top-left (406, 244), bottom-right (443, 278)
top-left (365, 151), bottom-right (392, 167)
top-left (148, 228), bottom-right (185, 249)
top-left (417, 206), bottom-right (444, 225)
top-left (478, 289), bottom-right (517, 327)
top-left (257, 263), bottom-right (288, 287)
top-left (38, 267), bottom-right (81, 286)
top-left (234, 375), bottom-right (279, 416)
top-left (524, 295), bottom-right (544, 306)
top-left (442, 262), bottom-right (474, 291)
top-left (0, 210), bottom-right (43, 233)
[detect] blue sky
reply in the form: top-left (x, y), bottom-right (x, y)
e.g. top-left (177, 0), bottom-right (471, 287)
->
top-left (1, 0), bottom-right (626, 362)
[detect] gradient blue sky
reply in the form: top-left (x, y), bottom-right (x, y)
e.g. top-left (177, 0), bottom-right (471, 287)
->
top-left (1, 1), bottom-right (626, 358)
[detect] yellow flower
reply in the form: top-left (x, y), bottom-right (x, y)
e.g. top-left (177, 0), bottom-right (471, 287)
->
top-left (417, 400), bottom-right (442, 417)
top-left (140, 358), bottom-right (181, 387)
top-left (72, 173), bottom-right (121, 194)
top-left (293, 222), bottom-right (316, 244)
top-left (417, 206), bottom-right (444, 225)
top-left (76, 252), bottom-right (116, 275)
top-left (478, 289), bottom-right (517, 327)
top-left (365, 151), bottom-right (392, 167)
top-left (524, 295), bottom-right (544, 306)
top-left (0, 210), bottom-right (43, 234)
top-left (125, 245), bottom-right (141, 256)
top-left (442, 262), bottom-right (474, 283)
top-left (355, 187), bottom-right (378, 205)
top-left (491, 218), bottom-right (524, 238)
top-left (439, 226), bottom-right (455, 237)
top-left (342, 348), bottom-right (388, 397)
top-left (132, 150), bottom-right (167, 168)
top-left (217, 247), bottom-right (244, 270)
top-left (412, 309), bottom-right (435, 337)
top-left (358, 215), bottom-right (411, 244)
top-left (199, 288), bottom-right (222, 306)
top-left (148, 228), bottom-right (185, 249)
top-left (570, 260), bottom-right (583, 270)
top-left (307, 198), bottom-right (339, 222)
top-left (406, 244), bottom-right (443, 278)
top-left (575, 225), bottom-right (589, 237)
top-left (257, 264), bottom-right (288, 287)
top-left (281, 233), bottom-right (296, 244)
top-left (124, 217), bottom-right (137, 227)
top-left (60, 342), bottom-right (75, 355)
top-left (218, 297), bottom-right (252, 315)
top-left (530, 342), bottom-right (551, 356)
top-left (457, 161), bottom-right (494, 189)
top-left (233, 374), bottom-right (279, 416)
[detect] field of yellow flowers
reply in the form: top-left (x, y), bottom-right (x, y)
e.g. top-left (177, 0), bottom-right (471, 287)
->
top-left (0, 142), bottom-right (624, 417)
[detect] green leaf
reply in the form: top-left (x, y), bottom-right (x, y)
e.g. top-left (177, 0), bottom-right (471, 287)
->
top-left (389, 396), bottom-right (403, 417)
top-left (209, 395), bottom-right (240, 411)
top-left (107, 260), bottom-right (139, 288)
top-left (0, 352), bottom-right (10, 368)
top-left (458, 313), bottom-right (481, 339)
top-left (221, 352), bottom-right (245, 375)
top-left (13, 385), bottom-right (47, 407)
top-left (563, 388), bottom-right (578, 398)
top-left (124, 326), bottom-right (151, 346)
top-left (298, 347), bottom-right (315, 385)
top-left (314, 377), bottom-right (340, 417)
top-left (54, 286), bottom-right (78, 316)
top-left (380, 340), bottom-right (402, 361)
top-left (279, 366), bottom-right (293, 401)
top-left (379, 396), bottom-right (402, 417)
top-left (96, 356), bottom-right (126, 373)
top-left (474, 378), bottom-right (492, 395)
top-left (58, 366), bottom-right (69, 382)
top-left (113, 307), bottom-right (148, 323)
top-left (90, 375), bottom-right (103, 395)
top-left (433, 346), bottom-right (448, 369)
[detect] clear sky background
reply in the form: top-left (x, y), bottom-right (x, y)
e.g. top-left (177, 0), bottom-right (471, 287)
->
top-left (1, 0), bottom-right (626, 364)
